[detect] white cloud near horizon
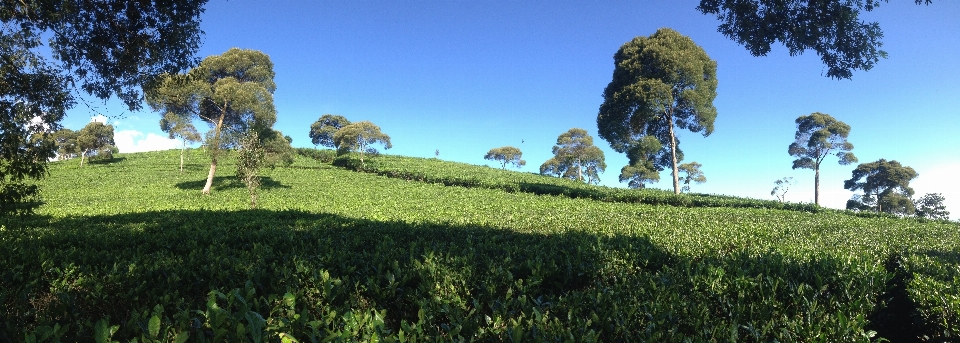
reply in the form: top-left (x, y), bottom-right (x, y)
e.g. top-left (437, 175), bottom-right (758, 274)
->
top-left (911, 162), bottom-right (960, 221)
top-left (90, 114), bottom-right (109, 124)
top-left (115, 130), bottom-right (180, 153)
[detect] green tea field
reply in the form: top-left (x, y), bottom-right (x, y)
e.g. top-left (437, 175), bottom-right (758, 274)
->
top-left (2, 150), bottom-right (958, 342)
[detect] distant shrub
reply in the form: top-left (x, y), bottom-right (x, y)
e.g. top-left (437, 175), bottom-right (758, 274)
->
top-left (296, 147), bottom-right (337, 163)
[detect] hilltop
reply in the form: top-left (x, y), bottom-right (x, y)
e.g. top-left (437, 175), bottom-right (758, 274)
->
top-left (1, 149), bottom-right (958, 341)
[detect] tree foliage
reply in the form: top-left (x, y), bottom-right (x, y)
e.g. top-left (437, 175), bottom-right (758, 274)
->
top-left (844, 159), bottom-right (918, 215)
top-left (484, 146), bottom-right (526, 170)
top-left (309, 114), bottom-right (351, 150)
top-left (160, 113), bottom-right (201, 172)
top-left (236, 130), bottom-right (264, 209)
top-left (677, 161), bottom-right (706, 193)
top-left (0, 0), bottom-right (206, 214)
top-left (618, 136), bottom-right (663, 189)
top-left (50, 128), bottom-right (80, 160)
top-left (597, 28), bottom-right (718, 194)
top-left (771, 177), bottom-right (795, 202)
top-left (539, 128), bottom-right (606, 184)
top-left (147, 48), bottom-right (277, 194)
top-left (696, 0), bottom-right (933, 79)
top-left (77, 121), bottom-right (115, 167)
top-left (914, 193), bottom-right (950, 221)
top-left (333, 121), bottom-right (392, 167)
top-left (788, 112), bottom-right (857, 205)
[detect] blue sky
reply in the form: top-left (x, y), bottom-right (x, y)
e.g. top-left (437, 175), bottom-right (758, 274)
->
top-left (62, 0), bottom-right (959, 218)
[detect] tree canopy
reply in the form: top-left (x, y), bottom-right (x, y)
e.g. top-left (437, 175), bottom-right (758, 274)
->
top-left (844, 159), bottom-right (918, 215)
top-left (788, 112), bottom-right (857, 205)
top-left (77, 121), bottom-right (115, 167)
top-left (597, 28), bottom-right (718, 194)
top-left (485, 146), bottom-right (526, 170)
top-left (160, 113), bottom-right (202, 172)
top-left (677, 162), bottom-right (706, 193)
top-left (618, 136), bottom-right (663, 189)
top-left (914, 193), bottom-right (950, 221)
top-left (539, 128), bottom-right (606, 184)
top-left (309, 114), bottom-right (351, 150)
top-left (147, 48), bottom-right (277, 194)
top-left (697, 0), bottom-right (933, 79)
top-left (333, 121), bottom-right (392, 167)
top-left (0, 0), bottom-right (206, 214)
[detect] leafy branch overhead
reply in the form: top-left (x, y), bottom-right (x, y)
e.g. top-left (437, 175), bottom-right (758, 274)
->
top-left (697, 0), bottom-right (934, 79)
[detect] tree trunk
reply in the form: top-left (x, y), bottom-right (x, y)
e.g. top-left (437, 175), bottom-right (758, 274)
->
top-left (814, 167), bottom-right (820, 205)
top-left (667, 112), bottom-right (680, 194)
top-left (180, 144), bottom-right (185, 173)
top-left (79, 149), bottom-right (87, 167)
top-left (577, 157), bottom-right (582, 182)
top-left (202, 104), bottom-right (227, 195)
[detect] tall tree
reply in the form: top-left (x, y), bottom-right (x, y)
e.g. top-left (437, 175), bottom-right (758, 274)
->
top-left (333, 121), bottom-right (392, 167)
top-left (677, 162), bottom-right (706, 193)
top-left (618, 136), bottom-right (663, 189)
top-left (76, 122), bottom-right (115, 167)
top-left (309, 114), bottom-right (351, 150)
top-left (597, 28), bottom-right (718, 195)
top-left (0, 0), bottom-right (205, 214)
top-left (539, 128), bottom-right (606, 184)
top-left (914, 193), bottom-right (950, 221)
top-left (159, 113), bottom-right (201, 173)
top-left (147, 48), bottom-right (278, 194)
top-left (697, 0), bottom-right (933, 79)
top-left (484, 146), bottom-right (526, 170)
top-left (844, 159), bottom-right (918, 215)
top-left (788, 112), bottom-right (857, 205)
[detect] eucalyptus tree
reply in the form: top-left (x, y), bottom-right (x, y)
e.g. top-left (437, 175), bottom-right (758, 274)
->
top-left (50, 129), bottom-right (80, 160)
top-left (76, 122), bottom-right (115, 167)
top-left (677, 162), bottom-right (706, 193)
top-left (597, 28), bottom-right (718, 195)
top-left (844, 159), bottom-right (918, 215)
top-left (333, 121), bottom-right (392, 167)
top-left (147, 48), bottom-right (278, 194)
top-left (309, 114), bottom-right (351, 150)
top-left (788, 112), bottom-right (857, 205)
top-left (914, 193), bottom-right (950, 221)
top-left (159, 113), bottom-right (202, 172)
top-left (484, 146), bottom-right (526, 170)
top-left (697, 0), bottom-right (933, 79)
top-left (539, 128), bottom-right (606, 184)
top-left (0, 0), bottom-right (205, 214)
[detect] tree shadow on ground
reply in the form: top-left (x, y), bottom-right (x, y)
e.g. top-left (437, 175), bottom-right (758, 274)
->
top-left (88, 156), bottom-right (127, 165)
top-left (174, 176), bottom-right (290, 191)
top-left (0, 209), bottom-right (938, 342)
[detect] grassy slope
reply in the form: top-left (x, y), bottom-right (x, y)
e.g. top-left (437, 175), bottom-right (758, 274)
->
top-left (2, 149), bottom-right (958, 341)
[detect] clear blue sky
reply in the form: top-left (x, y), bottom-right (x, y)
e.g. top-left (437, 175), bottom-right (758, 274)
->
top-left (61, 0), bottom-right (960, 218)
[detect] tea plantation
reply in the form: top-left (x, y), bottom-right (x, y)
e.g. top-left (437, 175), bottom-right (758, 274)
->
top-left (1, 150), bottom-right (958, 342)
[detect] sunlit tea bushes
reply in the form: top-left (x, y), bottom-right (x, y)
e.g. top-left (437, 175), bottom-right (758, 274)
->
top-left (1, 150), bottom-right (957, 341)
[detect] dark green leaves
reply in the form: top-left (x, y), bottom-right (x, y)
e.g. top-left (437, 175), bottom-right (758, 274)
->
top-left (484, 146), bottom-right (525, 170)
top-left (309, 114), bottom-right (351, 149)
top-left (539, 128), bottom-right (606, 184)
top-left (844, 159), bottom-right (918, 215)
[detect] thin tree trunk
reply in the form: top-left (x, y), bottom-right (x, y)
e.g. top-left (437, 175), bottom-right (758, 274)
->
top-left (180, 144), bottom-right (185, 173)
top-left (814, 167), bottom-right (820, 205)
top-left (577, 157), bottom-right (582, 182)
top-left (667, 112), bottom-right (680, 195)
top-left (202, 105), bottom-right (227, 194)
top-left (79, 149), bottom-right (87, 167)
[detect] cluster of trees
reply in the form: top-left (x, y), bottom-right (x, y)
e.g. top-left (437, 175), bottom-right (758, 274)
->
top-left (48, 122), bottom-right (117, 167)
top-left (309, 114), bottom-right (392, 167)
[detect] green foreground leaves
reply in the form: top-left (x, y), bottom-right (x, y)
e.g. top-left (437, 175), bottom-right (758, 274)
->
top-left (2, 150), bottom-right (958, 341)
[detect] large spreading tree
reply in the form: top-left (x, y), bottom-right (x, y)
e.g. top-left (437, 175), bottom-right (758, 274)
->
top-left (333, 121), bottom-right (392, 167)
top-left (309, 114), bottom-right (351, 151)
top-left (539, 128), bottom-right (606, 184)
top-left (597, 28), bottom-right (718, 194)
top-left (788, 112), bottom-right (857, 205)
top-left (697, 0), bottom-right (934, 79)
top-left (844, 159), bottom-right (918, 215)
top-left (147, 48), bottom-right (278, 194)
top-left (0, 0), bottom-right (206, 214)
top-left (914, 193), bottom-right (950, 221)
top-left (484, 146), bottom-right (526, 170)
top-left (76, 121), bottom-right (115, 167)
